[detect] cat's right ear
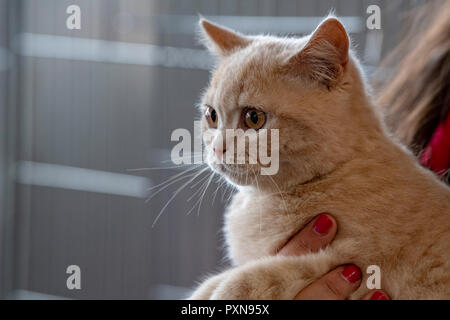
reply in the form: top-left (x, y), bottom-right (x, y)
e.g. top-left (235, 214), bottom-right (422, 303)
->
top-left (199, 18), bottom-right (251, 57)
top-left (282, 17), bottom-right (349, 88)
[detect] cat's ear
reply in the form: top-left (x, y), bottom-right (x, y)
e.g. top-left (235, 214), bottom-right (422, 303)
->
top-left (199, 18), bottom-right (251, 57)
top-left (284, 17), bottom-right (349, 87)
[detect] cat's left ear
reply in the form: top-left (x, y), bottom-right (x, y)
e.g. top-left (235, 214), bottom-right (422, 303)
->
top-left (283, 17), bottom-right (349, 87)
top-left (199, 18), bottom-right (252, 57)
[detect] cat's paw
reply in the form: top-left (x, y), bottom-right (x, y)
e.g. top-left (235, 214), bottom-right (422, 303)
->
top-left (209, 268), bottom-right (290, 299)
top-left (206, 254), bottom-right (337, 299)
top-left (189, 273), bottom-right (228, 300)
top-left (191, 253), bottom-right (338, 300)
top-left (209, 269), bottom-right (268, 300)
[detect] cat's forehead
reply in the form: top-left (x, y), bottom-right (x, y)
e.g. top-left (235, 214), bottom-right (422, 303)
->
top-left (205, 36), bottom-right (308, 105)
top-left (214, 37), bottom-right (304, 80)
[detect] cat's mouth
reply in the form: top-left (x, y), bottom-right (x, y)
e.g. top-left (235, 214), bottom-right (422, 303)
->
top-left (214, 163), bottom-right (247, 176)
top-left (206, 152), bottom-right (264, 185)
top-left (211, 162), bottom-right (264, 186)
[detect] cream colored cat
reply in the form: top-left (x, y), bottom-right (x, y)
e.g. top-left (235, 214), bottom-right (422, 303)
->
top-left (190, 17), bottom-right (450, 300)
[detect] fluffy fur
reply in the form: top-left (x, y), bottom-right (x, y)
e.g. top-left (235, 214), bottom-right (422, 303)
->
top-left (190, 17), bottom-right (450, 300)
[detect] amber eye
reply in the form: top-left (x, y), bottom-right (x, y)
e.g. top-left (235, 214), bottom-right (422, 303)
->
top-left (243, 108), bottom-right (266, 130)
top-left (204, 105), bottom-right (218, 128)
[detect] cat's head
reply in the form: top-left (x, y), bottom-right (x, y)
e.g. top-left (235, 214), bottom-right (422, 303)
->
top-left (199, 17), bottom-right (379, 191)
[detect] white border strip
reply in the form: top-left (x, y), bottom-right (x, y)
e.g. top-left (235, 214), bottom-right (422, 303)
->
top-left (17, 161), bottom-right (151, 198)
top-left (15, 33), bottom-right (213, 70)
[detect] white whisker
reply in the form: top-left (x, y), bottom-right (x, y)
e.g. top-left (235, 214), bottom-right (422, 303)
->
top-left (189, 169), bottom-right (213, 189)
top-left (151, 166), bottom-right (210, 227)
top-left (267, 174), bottom-right (288, 214)
top-left (187, 176), bottom-right (211, 202)
top-left (252, 167), bottom-right (262, 236)
top-left (197, 171), bottom-right (215, 216)
top-left (147, 165), bottom-right (202, 192)
top-left (212, 176), bottom-right (226, 204)
top-left (186, 171), bottom-right (212, 215)
top-left (126, 163), bottom-right (199, 171)
top-left (145, 171), bottom-right (197, 203)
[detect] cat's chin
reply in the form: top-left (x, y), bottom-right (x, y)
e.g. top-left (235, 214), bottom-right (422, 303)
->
top-left (209, 162), bottom-right (292, 192)
top-left (209, 162), bottom-right (256, 186)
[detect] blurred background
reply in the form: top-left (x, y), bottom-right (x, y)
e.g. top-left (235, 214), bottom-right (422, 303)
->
top-left (0, 0), bottom-right (430, 299)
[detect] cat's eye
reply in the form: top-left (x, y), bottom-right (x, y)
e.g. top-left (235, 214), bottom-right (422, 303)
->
top-left (243, 108), bottom-right (266, 130)
top-left (204, 105), bottom-right (218, 128)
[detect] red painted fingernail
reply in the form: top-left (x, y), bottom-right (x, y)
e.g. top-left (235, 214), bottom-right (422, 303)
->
top-left (370, 291), bottom-right (389, 300)
top-left (313, 214), bottom-right (333, 235)
top-left (341, 265), bottom-right (361, 283)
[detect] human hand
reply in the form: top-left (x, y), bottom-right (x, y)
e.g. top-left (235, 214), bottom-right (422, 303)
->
top-left (279, 214), bottom-right (390, 300)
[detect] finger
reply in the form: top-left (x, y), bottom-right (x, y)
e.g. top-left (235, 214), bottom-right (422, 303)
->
top-left (294, 265), bottom-right (361, 300)
top-left (362, 290), bottom-right (390, 300)
top-left (278, 213), bottom-right (337, 256)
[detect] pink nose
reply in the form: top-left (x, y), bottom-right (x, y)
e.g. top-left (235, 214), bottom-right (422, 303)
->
top-left (213, 147), bottom-right (226, 158)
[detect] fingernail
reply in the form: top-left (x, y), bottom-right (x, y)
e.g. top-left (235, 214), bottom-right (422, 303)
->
top-left (313, 214), bottom-right (333, 235)
top-left (370, 291), bottom-right (389, 300)
top-left (341, 265), bottom-right (361, 283)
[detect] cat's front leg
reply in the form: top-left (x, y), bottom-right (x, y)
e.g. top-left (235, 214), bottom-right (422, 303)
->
top-left (210, 252), bottom-right (339, 300)
top-left (189, 271), bottom-right (231, 300)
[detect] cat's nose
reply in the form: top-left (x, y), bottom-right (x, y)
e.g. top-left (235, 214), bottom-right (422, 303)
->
top-left (213, 146), bottom-right (226, 158)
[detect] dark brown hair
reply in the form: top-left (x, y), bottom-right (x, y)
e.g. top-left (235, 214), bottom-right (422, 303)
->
top-left (373, 0), bottom-right (450, 155)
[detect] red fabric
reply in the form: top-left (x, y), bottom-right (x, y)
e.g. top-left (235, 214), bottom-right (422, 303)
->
top-left (420, 112), bottom-right (450, 176)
